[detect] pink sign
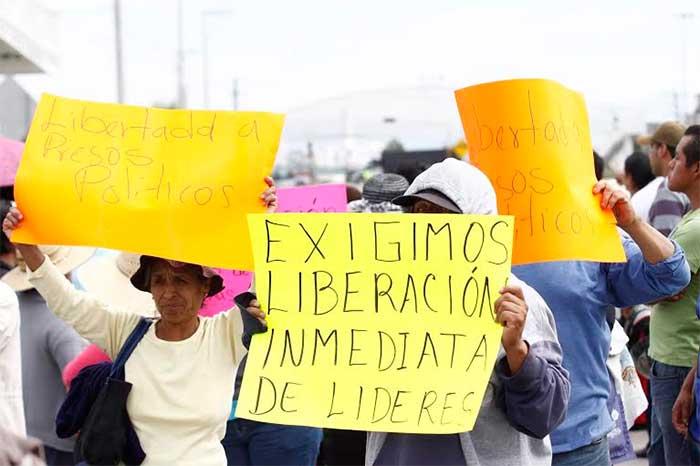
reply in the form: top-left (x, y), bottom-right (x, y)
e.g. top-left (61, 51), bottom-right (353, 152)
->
top-left (199, 184), bottom-right (347, 317)
top-left (0, 137), bottom-right (24, 187)
top-left (277, 184), bottom-right (348, 213)
top-left (199, 270), bottom-right (253, 317)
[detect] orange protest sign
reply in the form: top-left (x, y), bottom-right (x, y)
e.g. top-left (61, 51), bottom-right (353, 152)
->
top-left (455, 79), bottom-right (625, 265)
top-left (12, 94), bottom-right (284, 270)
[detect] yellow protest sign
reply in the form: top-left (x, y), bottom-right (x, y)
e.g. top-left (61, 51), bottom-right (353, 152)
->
top-left (237, 213), bottom-right (514, 434)
top-left (13, 94), bottom-right (284, 270)
top-left (454, 79), bottom-right (625, 265)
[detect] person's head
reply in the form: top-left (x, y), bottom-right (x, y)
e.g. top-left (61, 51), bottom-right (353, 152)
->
top-left (346, 185), bottom-right (362, 203)
top-left (668, 125), bottom-right (700, 194)
top-left (348, 173), bottom-right (409, 213)
top-left (593, 151), bottom-right (604, 181)
top-left (392, 158), bottom-right (496, 215)
top-left (362, 173), bottom-right (409, 204)
top-left (623, 152), bottom-right (655, 194)
top-left (130, 256), bottom-right (223, 324)
top-left (638, 121), bottom-right (686, 177)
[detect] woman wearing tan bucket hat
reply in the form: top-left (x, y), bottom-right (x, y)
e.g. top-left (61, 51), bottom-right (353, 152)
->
top-left (2, 177), bottom-right (278, 466)
top-left (64, 252), bottom-right (247, 389)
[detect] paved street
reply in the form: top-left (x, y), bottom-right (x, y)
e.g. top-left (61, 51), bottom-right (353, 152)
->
top-left (628, 429), bottom-right (647, 466)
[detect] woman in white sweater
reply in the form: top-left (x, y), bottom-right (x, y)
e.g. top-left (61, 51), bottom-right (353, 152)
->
top-left (2, 178), bottom-right (277, 466)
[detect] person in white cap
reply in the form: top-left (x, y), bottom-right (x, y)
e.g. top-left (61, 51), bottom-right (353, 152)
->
top-left (372, 159), bottom-right (569, 466)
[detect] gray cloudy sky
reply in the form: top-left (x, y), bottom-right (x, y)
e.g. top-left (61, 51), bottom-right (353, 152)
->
top-left (17, 0), bottom-right (700, 168)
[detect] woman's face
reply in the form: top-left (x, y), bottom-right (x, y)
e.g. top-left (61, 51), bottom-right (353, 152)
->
top-left (149, 261), bottom-right (210, 324)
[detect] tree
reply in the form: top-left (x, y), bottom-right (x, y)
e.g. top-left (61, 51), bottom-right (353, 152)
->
top-left (382, 139), bottom-right (405, 154)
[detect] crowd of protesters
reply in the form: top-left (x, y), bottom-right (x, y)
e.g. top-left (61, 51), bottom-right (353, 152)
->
top-left (1, 122), bottom-right (700, 466)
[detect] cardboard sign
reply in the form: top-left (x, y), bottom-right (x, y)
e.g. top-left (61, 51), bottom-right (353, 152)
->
top-left (13, 94), bottom-right (284, 270)
top-left (0, 136), bottom-right (24, 187)
top-left (237, 213), bottom-right (514, 434)
top-left (199, 270), bottom-right (253, 317)
top-left (277, 184), bottom-right (347, 213)
top-left (455, 79), bottom-right (625, 264)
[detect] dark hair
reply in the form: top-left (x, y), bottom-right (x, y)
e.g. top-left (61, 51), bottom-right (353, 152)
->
top-left (593, 151), bottom-right (604, 181)
top-left (682, 125), bottom-right (700, 168)
top-left (653, 141), bottom-right (677, 159)
top-left (346, 185), bottom-right (362, 203)
top-left (624, 152), bottom-right (655, 191)
top-left (667, 144), bottom-right (677, 158)
top-left (0, 186), bottom-right (13, 202)
top-left (0, 200), bottom-right (14, 255)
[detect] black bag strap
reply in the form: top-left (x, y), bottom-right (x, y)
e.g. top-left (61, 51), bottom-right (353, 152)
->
top-left (109, 317), bottom-right (153, 379)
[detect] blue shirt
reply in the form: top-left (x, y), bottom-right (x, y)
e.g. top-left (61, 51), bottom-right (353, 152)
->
top-left (514, 235), bottom-right (689, 454)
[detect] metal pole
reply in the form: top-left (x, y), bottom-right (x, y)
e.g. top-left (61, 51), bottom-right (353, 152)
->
top-left (676, 12), bottom-right (694, 122)
top-left (233, 78), bottom-right (239, 110)
top-left (114, 0), bottom-right (124, 103)
top-left (201, 10), bottom-right (233, 109)
top-left (176, 0), bottom-right (186, 107)
top-left (201, 13), bottom-right (209, 108)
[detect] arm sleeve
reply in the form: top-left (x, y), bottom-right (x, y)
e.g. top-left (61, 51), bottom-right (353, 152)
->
top-left (604, 235), bottom-right (690, 307)
top-left (650, 197), bottom-right (689, 236)
top-left (27, 256), bottom-right (141, 358)
top-left (223, 308), bottom-right (246, 364)
top-left (61, 344), bottom-right (111, 389)
top-left (234, 291), bottom-right (266, 350)
top-left (0, 284), bottom-right (19, 353)
top-left (495, 276), bottom-right (571, 439)
top-left (46, 320), bottom-right (88, 372)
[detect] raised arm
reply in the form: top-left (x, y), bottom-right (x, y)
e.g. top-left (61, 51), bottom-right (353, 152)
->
top-left (593, 181), bottom-right (690, 306)
top-left (3, 207), bottom-right (139, 357)
top-left (594, 180), bottom-right (675, 264)
top-left (494, 278), bottom-right (570, 439)
top-left (2, 208), bottom-right (45, 271)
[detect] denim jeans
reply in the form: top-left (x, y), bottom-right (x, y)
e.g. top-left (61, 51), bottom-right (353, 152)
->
top-left (552, 437), bottom-right (611, 466)
top-left (320, 429), bottom-right (367, 466)
top-left (222, 418), bottom-right (322, 466)
top-left (43, 445), bottom-right (74, 466)
top-left (691, 438), bottom-right (700, 464)
top-left (649, 360), bottom-right (696, 466)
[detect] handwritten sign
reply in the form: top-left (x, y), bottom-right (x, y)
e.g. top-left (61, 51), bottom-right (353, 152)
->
top-left (0, 136), bottom-right (24, 187)
top-left (199, 270), bottom-right (253, 317)
top-left (12, 94), bottom-right (284, 270)
top-left (455, 79), bottom-right (625, 264)
top-left (277, 184), bottom-right (348, 213)
top-left (237, 213), bottom-right (514, 434)
top-left (200, 185), bottom-right (348, 316)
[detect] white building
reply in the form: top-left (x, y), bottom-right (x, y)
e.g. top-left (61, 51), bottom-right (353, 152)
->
top-left (0, 0), bottom-right (58, 74)
top-left (0, 0), bottom-right (57, 139)
top-left (0, 76), bottom-right (35, 140)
